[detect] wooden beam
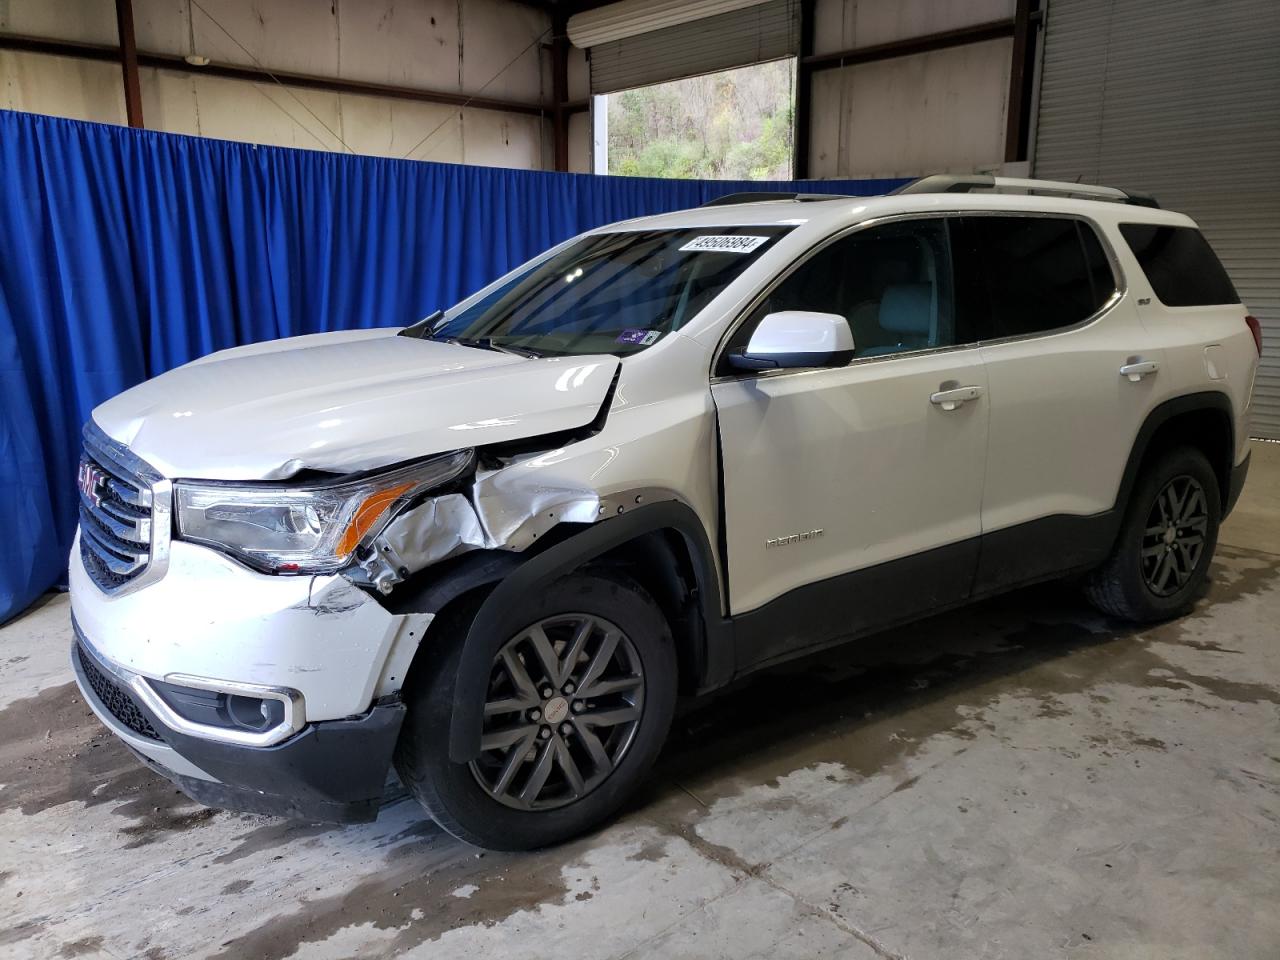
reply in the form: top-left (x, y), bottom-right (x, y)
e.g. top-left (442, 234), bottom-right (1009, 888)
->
top-left (551, 13), bottom-right (570, 171)
top-left (1003, 1), bottom-right (1039, 163)
top-left (0, 33), bottom-right (549, 117)
top-left (803, 18), bottom-right (1016, 73)
top-left (792, 0), bottom-right (816, 179)
top-left (114, 0), bottom-right (144, 128)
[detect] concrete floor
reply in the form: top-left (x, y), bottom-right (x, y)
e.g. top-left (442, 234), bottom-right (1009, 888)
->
top-left (2, 442), bottom-right (1278, 960)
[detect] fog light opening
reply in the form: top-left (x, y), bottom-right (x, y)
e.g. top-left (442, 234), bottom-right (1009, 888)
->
top-left (227, 694), bottom-right (285, 731)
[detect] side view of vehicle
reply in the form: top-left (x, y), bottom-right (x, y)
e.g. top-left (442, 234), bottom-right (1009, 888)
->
top-left (70, 175), bottom-right (1259, 849)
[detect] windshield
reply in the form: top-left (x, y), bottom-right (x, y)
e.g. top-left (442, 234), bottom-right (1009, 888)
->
top-left (427, 226), bottom-right (792, 357)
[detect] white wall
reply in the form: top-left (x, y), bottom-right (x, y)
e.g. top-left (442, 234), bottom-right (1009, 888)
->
top-left (0, 0), bottom-right (1016, 177)
top-left (0, 0), bottom-right (585, 170)
top-left (807, 0), bottom-right (1015, 179)
top-left (1, 48), bottom-right (127, 124)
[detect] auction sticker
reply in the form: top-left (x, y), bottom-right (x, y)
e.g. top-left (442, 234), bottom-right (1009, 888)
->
top-left (617, 329), bottom-right (662, 346)
top-left (679, 235), bottom-right (769, 254)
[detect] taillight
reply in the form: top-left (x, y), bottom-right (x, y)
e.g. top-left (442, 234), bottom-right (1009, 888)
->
top-left (1245, 314), bottom-right (1263, 355)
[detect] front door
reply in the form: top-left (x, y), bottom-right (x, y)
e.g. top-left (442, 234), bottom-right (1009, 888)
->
top-left (711, 217), bottom-right (989, 668)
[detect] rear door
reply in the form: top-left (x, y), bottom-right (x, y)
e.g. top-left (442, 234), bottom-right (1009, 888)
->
top-left (958, 214), bottom-right (1158, 591)
top-left (711, 217), bottom-right (989, 667)
top-left (1117, 223), bottom-right (1258, 467)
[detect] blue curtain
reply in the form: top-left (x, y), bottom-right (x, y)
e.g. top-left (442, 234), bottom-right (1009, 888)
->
top-left (0, 109), bottom-right (906, 623)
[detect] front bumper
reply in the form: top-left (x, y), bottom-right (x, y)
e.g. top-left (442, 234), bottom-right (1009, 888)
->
top-left (72, 628), bottom-right (404, 822)
top-left (68, 534), bottom-right (430, 823)
top-left (69, 535), bottom-right (426, 723)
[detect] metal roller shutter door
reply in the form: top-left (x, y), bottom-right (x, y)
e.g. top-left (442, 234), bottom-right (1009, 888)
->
top-left (586, 0), bottom-right (798, 95)
top-left (1033, 0), bottom-right (1280, 438)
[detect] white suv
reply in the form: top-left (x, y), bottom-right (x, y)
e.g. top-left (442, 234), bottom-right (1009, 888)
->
top-left (69, 176), bottom-right (1259, 850)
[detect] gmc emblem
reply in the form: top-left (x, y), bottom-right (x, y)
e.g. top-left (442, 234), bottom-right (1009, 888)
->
top-left (78, 461), bottom-right (106, 509)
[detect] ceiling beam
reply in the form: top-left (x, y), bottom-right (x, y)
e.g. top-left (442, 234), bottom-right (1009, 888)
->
top-left (0, 33), bottom-right (549, 117)
top-left (803, 18), bottom-right (1016, 73)
top-left (504, 1), bottom-right (616, 11)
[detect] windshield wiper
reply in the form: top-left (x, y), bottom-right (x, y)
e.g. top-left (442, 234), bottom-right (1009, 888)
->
top-left (448, 337), bottom-right (543, 358)
top-left (401, 315), bottom-right (542, 357)
top-left (398, 309), bottom-right (444, 339)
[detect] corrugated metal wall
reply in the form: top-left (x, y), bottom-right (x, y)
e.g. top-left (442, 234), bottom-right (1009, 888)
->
top-left (1033, 0), bottom-right (1280, 438)
top-left (587, 0), bottom-right (797, 93)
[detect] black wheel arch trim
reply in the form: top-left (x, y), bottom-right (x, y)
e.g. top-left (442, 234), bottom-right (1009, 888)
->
top-left (1114, 390), bottom-right (1236, 517)
top-left (444, 500), bottom-right (728, 763)
top-left (383, 549), bottom-right (525, 617)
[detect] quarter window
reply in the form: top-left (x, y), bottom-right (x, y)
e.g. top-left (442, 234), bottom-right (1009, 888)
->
top-left (722, 218), bottom-right (956, 370)
top-left (1118, 224), bottom-right (1239, 307)
top-left (960, 216), bottom-right (1116, 340)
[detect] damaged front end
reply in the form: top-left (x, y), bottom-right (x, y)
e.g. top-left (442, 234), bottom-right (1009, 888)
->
top-left (349, 460), bottom-right (674, 597)
top-left (346, 366), bottom-right (650, 597)
top-left (138, 350), bottom-right (633, 601)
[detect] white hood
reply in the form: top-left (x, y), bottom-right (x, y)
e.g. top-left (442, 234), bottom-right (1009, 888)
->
top-left (92, 329), bottom-right (620, 480)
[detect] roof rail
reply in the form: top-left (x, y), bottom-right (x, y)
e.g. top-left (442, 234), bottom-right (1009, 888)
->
top-left (701, 191), bottom-right (852, 207)
top-left (893, 174), bottom-right (1159, 208)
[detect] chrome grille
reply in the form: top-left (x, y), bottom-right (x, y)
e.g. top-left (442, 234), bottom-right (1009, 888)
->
top-left (78, 424), bottom-right (170, 594)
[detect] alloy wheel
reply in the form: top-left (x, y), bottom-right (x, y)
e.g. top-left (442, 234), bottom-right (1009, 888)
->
top-left (1141, 474), bottom-right (1209, 597)
top-left (469, 614), bottom-right (645, 811)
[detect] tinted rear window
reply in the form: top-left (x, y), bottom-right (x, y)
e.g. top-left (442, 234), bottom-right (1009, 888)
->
top-left (961, 216), bottom-right (1115, 339)
top-left (1119, 224), bottom-right (1239, 306)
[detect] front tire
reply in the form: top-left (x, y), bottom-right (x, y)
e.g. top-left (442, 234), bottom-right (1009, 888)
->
top-left (394, 569), bottom-right (677, 850)
top-left (1085, 446), bottom-right (1221, 622)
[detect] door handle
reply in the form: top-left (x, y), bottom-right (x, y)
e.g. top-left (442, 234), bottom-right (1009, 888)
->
top-left (1119, 359), bottom-right (1159, 382)
top-left (929, 384), bottom-right (983, 411)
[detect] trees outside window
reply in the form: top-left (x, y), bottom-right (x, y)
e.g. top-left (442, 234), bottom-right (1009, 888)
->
top-left (606, 59), bottom-right (795, 180)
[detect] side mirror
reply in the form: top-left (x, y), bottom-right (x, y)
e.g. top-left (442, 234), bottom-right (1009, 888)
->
top-left (728, 311), bottom-right (854, 371)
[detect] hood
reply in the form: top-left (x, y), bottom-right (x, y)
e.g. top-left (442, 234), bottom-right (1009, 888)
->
top-left (92, 329), bottom-right (620, 480)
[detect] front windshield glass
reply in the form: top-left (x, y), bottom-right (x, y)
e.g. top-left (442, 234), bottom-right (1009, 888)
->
top-left (430, 226), bottom-right (792, 357)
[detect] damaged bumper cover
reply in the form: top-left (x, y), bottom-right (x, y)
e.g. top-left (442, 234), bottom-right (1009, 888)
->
top-left (68, 532), bottom-right (428, 822)
top-left (69, 534), bottom-right (427, 722)
top-left (73, 626), bottom-right (403, 823)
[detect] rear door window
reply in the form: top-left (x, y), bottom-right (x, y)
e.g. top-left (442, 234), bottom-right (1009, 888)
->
top-left (1118, 224), bottom-right (1239, 306)
top-left (957, 216), bottom-right (1117, 341)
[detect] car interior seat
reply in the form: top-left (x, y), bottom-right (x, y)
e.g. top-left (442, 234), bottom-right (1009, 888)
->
top-left (858, 282), bottom-right (937, 356)
top-left (855, 236), bottom-right (941, 356)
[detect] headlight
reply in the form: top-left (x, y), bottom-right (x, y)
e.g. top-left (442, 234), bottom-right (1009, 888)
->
top-left (175, 450), bottom-right (473, 573)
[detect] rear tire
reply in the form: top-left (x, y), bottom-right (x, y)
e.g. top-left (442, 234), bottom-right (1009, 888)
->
top-left (394, 568), bottom-right (676, 851)
top-left (1085, 446), bottom-right (1221, 622)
